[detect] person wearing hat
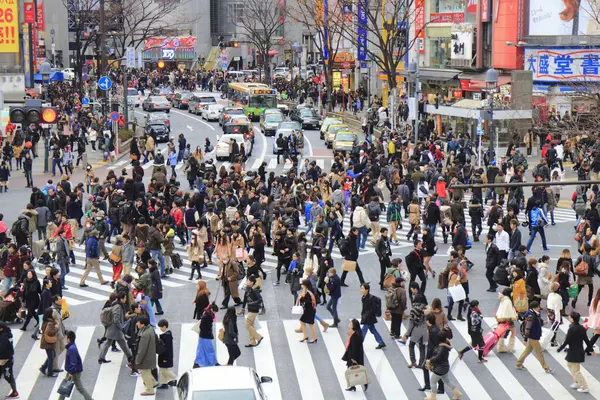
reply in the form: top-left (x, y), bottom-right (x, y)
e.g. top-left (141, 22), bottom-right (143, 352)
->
top-left (387, 276), bottom-right (407, 339)
top-left (79, 230), bottom-right (109, 287)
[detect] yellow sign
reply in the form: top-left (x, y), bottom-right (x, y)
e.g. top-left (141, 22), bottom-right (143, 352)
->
top-left (333, 71), bottom-right (341, 89)
top-left (0, 0), bottom-right (19, 53)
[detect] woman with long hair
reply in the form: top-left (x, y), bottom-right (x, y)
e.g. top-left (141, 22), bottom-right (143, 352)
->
top-left (222, 306), bottom-right (241, 365)
top-left (194, 304), bottom-right (219, 368)
top-left (296, 279), bottom-right (317, 343)
top-left (187, 231), bottom-right (204, 280)
top-left (341, 318), bottom-right (366, 392)
top-left (20, 269), bottom-right (41, 332)
top-left (249, 232), bottom-right (267, 280)
top-left (215, 230), bottom-right (231, 270)
top-left (192, 280), bottom-right (210, 320)
top-left (39, 308), bottom-right (58, 377)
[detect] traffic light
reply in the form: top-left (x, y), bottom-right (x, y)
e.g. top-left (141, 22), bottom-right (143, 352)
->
top-left (232, 41), bottom-right (239, 48)
top-left (9, 106), bottom-right (41, 124)
top-left (157, 61), bottom-right (166, 69)
top-left (41, 107), bottom-right (58, 124)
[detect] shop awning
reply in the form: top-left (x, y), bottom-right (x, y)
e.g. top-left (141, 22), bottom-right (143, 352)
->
top-left (459, 72), bottom-right (512, 91)
top-left (400, 68), bottom-right (460, 82)
top-left (425, 103), bottom-right (533, 120)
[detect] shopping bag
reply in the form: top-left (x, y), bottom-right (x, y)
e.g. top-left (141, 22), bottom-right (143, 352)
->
top-left (236, 248), bottom-right (248, 261)
top-left (345, 364), bottom-right (370, 387)
top-left (61, 298), bottom-right (71, 320)
top-left (57, 378), bottom-right (74, 397)
top-left (238, 277), bottom-right (247, 291)
top-left (191, 320), bottom-right (201, 335)
top-left (341, 260), bottom-right (357, 272)
top-left (568, 283), bottom-right (579, 299)
top-left (448, 284), bottom-right (466, 302)
top-left (540, 321), bottom-right (560, 351)
top-left (291, 305), bottom-right (303, 315)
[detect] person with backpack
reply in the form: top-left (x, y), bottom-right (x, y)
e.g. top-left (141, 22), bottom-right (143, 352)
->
top-left (458, 300), bottom-right (487, 363)
top-left (367, 196), bottom-right (382, 245)
top-left (525, 201), bottom-right (549, 253)
top-left (98, 292), bottom-right (133, 365)
top-left (516, 301), bottom-right (553, 373)
top-left (386, 277), bottom-right (407, 339)
top-left (11, 214), bottom-right (29, 249)
top-left (339, 227), bottom-right (365, 287)
top-left (79, 230), bottom-right (109, 287)
top-left (572, 243), bottom-right (597, 309)
top-left (572, 186), bottom-right (587, 228)
top-left (424, 328), bottom-right (462, 400)
top-left (375, 227), bottom-right (392, 290)
top-left (359, 283), bottom-right (385, 349)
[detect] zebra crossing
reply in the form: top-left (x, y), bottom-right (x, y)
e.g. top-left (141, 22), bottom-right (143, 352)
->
top-left (9, 316), bottom-right (600, 400)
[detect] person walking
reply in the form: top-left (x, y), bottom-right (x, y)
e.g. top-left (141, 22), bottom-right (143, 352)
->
top-left (406, 240), bottom-right (428, 299)
top-left (340, 227), bottom-right (366, 287)
top-left (586, 289), bottom-right (600, 352)
top-left (0, 322), bottom-right (19, 398)
top-left (79, 231), bottom-right (109, 287)
top-left (98, 292), bottom-right (133, 364)
top-left (515, 301), bottom-right (553, 373)
top-left (39, 308), bottom-right (58, 378)
top-left (400, 282), bottom-right (428, 366)
top-left (342, 319), bottom-right (368, 392)
top-left (156, 319), bottom-right (177, 389)
top-left (148, 260), bottom-right (164, 316)
top-left (193, 280), bottom-right (211, 320)
top-left (194, 304), bottom-right (219, 368)
top-left (218, 255), bottom-right (241, 308)
top-left (135, 316), bottom-right (157, 396)
top-left (296, 279), bottom-right (318, 343)
top-left (387, 277), bottom-right (407, 339)
top-left (375, 227), bottom-right (392, 290)
top-left (239, 276), bottom-right (264, 348)
top-left (58, 330), bottom-right (93, 400)
top-left (50, 295), bottom-right (66, 373)
top-left (418, 313), bottom-right (444, 394)
top-left (458, 300), bottom-right (487, 363)
top-left (325, 267), bottom-right (342, 327)
top-left (496, 287), bottom-right (518, 353)
top-left (20, 269), bottom-right (41, 332)
top-left (222, 306), bottom-right (241, 365)
top-left (484, 234), bottom-right (501, 292)
top-left (360, 283), bottom-right (385, 349)
top-left (424, 328), bottom-right (463, 400)
top-left (558, 311), bottom-right (592, 393)
top-left (526, 201), bottom-right (549, 253)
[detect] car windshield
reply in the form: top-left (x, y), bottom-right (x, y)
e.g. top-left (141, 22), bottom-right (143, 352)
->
top-left (127, 89), bottom-right (138, 96)
top-left (279, 122), bottom-right (301, 130)
top-left (179, 92), bottom-right (193, 100)
top-left (224, 125), bottom-right (250, 134)
top-left (329, 126), bottom-right (349, 134)
top-left (199, 97), bottom-right (217, 103)
top-left (249, 95), bottom-right (277, 108)
top-left (265, 115), bottom-right (282, 123)
top-left (324, 119), bottom-right (342, 126)
top-left (336, 133), bottom-right (356, 142)
top-left (148, 113), bottom-right (168, 121)
top-left (192, 389), bottom-right (256, 400)
top-left (151, 97), bottom-right (168, 104)
top-left (148, 124), bottom-right (165, 130)
top-left (300, 109), bottom-right (316, 117)
top-left (209, 105), bottom-right (223, 111)
top-left (226, 109), bottom-right (245, 115)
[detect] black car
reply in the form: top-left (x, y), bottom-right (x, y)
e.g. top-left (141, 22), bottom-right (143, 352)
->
top-left (171, 92), bottom-right (194, 109)
top-left (292, 107), bottom-right (322, 129)
top-left (145, 123), bottom-right (169, 143)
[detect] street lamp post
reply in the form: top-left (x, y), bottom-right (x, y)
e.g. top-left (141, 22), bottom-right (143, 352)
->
top-left (50, 28), bottom-right (56, 67)
top-left (408, 58), bottom-right (420, 148)
top-left (40, 61), bottom-right (52, 173)
top-left (485, 68), bottom-right (498, 164)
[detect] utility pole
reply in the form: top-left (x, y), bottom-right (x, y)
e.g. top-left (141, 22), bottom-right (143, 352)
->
top-left (414, 39), bottom-right (420, 147)
top-left (99, 0), bottom-right (107, 115)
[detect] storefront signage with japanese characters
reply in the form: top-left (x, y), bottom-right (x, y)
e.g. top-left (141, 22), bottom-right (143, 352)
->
top-left (451, 30), bottom-right (473, 61)
top-left (524, 47), bottom-right (600, 82)
top-left (430, 12), bottom-right (465, 23)
top-left (415, 0), bottom-right (425, 53)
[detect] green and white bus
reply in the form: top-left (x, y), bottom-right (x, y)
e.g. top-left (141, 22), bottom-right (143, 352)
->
top-left (227, 82), bottom-right (278, 120)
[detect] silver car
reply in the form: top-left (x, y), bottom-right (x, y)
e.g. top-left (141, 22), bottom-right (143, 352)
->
top-left (176, 366), bottom-right (272, 400)
top-left (142, 96), bottom-right (171, 112)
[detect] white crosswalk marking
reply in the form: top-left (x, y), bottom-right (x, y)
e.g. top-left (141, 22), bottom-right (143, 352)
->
top-left (483, 317), bottom-right (575, 399)
top-left (282, 160), bottom-right (294, 172)
top-left (48, 327), bottom-right (95, 400)
top-left (267, 158), bottom-right (277, 170)
top-left (107, 160), bottom-right (129, 170)
top-left (178, 323), bottom-right (198, 375)
top-left (250, 158), bottom-right (262, 170)
top-left (15, 344), bottom-right (47, 399)
top-left (175, 163), bottom-right (184, 170)
top-left (453, 321), bottom-right (533, 400)
top-left (316, 159), bottom-right (325, 170)
top-left (91, 340), bottom-right (125, 399)
top-left (253, 321), bottom-right (281, 400)
top-left (141, 161), bottom-right (154, 170)
top-left (282, 320), bottom-right (324, 400)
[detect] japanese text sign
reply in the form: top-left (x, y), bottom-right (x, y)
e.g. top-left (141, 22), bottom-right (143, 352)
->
top-left (415, 0), bottom-right (425, 53)
top-left (0, 0), bottom-right (19, 53)
top-left (524, 48), bottom-right (600, 82)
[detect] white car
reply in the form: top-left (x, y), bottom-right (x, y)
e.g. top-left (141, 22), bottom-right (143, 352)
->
top-left (176, 366), bottom-right (272, 400)
top-left (62, 68), bottom-right (75, 80)
top-left (215, 133), bottom-right (253, 160)
top-left (201, 104), bottom-right (225, 121)
top-left (273, 67), bottom-right (290, 79)
top-left (127, 87), bottom-right (141, 107)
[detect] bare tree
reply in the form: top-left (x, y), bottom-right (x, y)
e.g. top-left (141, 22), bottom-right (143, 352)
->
top-left (285, 0), bottom-right (346, 110)
top-left (341, 0), bottom-right (422, 94)
top-left (230, 0), bottom-right (283, 83)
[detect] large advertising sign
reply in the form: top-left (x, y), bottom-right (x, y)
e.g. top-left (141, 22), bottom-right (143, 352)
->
top-left (0, 0), bottom-right (19, 53)
top-left (529, 0), bottom-right (600, 35)
top-left (524, 47), bottom-right (600, 82)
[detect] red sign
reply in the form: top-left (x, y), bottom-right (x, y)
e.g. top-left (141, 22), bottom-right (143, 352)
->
top-left (430, 12), bottom-right (465, 23)
top-left (481, 0), bottom-right (489, 22)
top-left (415, 0), bottom-right (425, 54)
top-left (144, 36), bottom-right (197, 50)
top-left (342, 62), bottom-right (351, 69)
top-left (24, 2), bottom-right (35, 24)
top-left (37, 0), bottom-right (45, 31)
top-left (466, 0), bottom-right (478, 12)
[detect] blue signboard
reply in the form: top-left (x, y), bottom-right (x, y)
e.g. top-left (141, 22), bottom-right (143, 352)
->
top-left (81, 97), bottom-right (89, 105)
top-left (98, 76), bottom-right (112, 91)
top-left (357, 0), bottom-right (368, 61)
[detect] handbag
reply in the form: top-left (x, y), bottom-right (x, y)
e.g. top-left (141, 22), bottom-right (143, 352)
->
top-left (57, 377), bottom-right (75, 397)
top-left (341, 260), bottom-right (357, 272)
top-left (109, 252), bottom-right (122, 265)
top-left (43, 325), bottom-right (57, 344)
top-left (191, 320), bottom-right (201, 335)
top-left (344, 364), bottom-right (370, 387)
top-left (448, 284), bottom-right (466, 302)
top-left (291, 305), bottom-right (303, 315)
top-left (217, 327), bottom-right (225, 342)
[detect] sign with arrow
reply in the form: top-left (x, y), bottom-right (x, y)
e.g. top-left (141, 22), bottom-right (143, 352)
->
top-left (98, 76), bottom-right (112, 91)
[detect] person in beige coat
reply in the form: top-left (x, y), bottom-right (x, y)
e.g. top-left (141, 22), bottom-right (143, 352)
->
top-left (407, 198), bottom-right (421, 242)
top-left (217, 255), bottom-right (241, 309)
top-left (230, 230), bottom-right (246, 262)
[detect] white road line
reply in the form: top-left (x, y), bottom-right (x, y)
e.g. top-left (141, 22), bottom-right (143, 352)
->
top-left (178, 323), bottom-right (198, 375)
top-left (92, 342), bottom-right (125, 399)
top-left (250, 158), bottom-right (263, 170)
top-left (447, 345), bottom-right (492, 400)
top-left (282, 160), bottom-right (293, 172)
top-left (320, 320), bottom-right (365, 398)
top-left (453, 321), bottom-right (532, 400)
top-left (483, 318), bottom-right (575, 400)
top-left (304, 131), bottom-right (314, 157)
top-left (282, 320), bottom-right (324, 400)
top-left (267, 158), bottom-right (277, 170)
top-left (15, 340), bottom-right (47, 399)
top-left (253, 321), bottom-right (282, 400)
top-left (107, 160), bottom-right (129, 170)
top-left (316, 159), bottom-right (325, 170)
top-left (215, 322), bottom-right (234, 366)
top-left (142, 161), bottom-right (154, 170)
top-left (362, 328), bottom-right (409, 400)
top-left (171, 109), bottom-right (215, 131)
top-left (11, 329), bottom-right (24, 348)
top-left (255, 125), bottom-right (268, 176)
top-left (48, 326), bottom-right (95, 400)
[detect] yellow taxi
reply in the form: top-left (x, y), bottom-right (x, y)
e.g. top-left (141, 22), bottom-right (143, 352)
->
top-left (319, 117), bottom-right (343, 140)
top-left (332, 131), bottom-right (358, 153)
top-left (324, 124), bottom-right (350, 148)
top-left (227, 117), bottom-right (255, 142)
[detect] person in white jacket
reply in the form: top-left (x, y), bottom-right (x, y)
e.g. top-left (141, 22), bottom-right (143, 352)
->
top-left (537, 255), bottom-right (552, 299)
top-left (352, 202), bottom-right (371, 250)
top-left (496, 288), bottom-right (519, 353)
top-left (546, 281), bottom-right (563, 347)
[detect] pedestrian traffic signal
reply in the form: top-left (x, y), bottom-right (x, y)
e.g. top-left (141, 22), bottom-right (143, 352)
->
top-left (158, 61), bottom-right (166, 69)
top-left (9, 106), bottom-right (41, 124)
top-left (232, 41), bottom-right (239, 48)
top-left (41, 107), bottom-right (58, 124)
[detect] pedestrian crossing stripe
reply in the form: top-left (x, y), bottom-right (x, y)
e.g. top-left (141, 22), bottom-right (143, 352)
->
top-left (267, 158), bottom-right (277, 170)
top-left (11, 318), bottom-right (600, 400)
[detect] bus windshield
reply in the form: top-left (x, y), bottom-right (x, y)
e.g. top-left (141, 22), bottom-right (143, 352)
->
top-left (249, 95), bottom-right (277, 108)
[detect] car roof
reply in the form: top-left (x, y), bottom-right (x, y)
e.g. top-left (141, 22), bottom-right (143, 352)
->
top-left (188, 366), bottom-right (256, 391)
top-left (264, 108), bottom-right (282, 113)
top-left (149, 96), bottom-right (168, 100)
top-left (218, 134), bottom-right (246, 142)
top-left (335, 131), bottom-right (357, 137)
top-left (324, 117), bottom-right (342, 122)
top-left (328, 124), bottom-right (349, 130)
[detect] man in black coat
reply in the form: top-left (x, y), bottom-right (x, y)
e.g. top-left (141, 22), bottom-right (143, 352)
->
top-left (157, 319), bottom-right (177, 389)
top-left (340, 227), bottom-right (365, 287)
top-left (406, 240), bottom-right (427, 298)
top-left (419, 313), bottom-right (444, 394)
top-left (359, 283), bottom-right (385, 349)
top-left (558, 311), bottom-right (592, 393)
top-left (485, 234), bottom-right (501, 292)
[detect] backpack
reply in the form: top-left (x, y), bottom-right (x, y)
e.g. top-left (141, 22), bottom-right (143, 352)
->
top-left (337, 237), bottom-right (350, 257)
top-left (367, 204), bottom-right (379, 221)
top-left (10, 218), bottom-right (26, 237)
top-left (385, 289), bottom-right (399, 309)
top-left (574, 258), bottom-right (589, 276)
top-left (493, 261), bottom-right (510, 286)
top-left (121, 317), bottom-right (136, 339)
top-left (171, 253), bottom-right (183, 269)
top-left (236, 261), bottom-right (246, 281)
top-left (371, 295), bottom-right (382, 317)
top-left (520, 311), bottom-right (534, 338)
top-left (100, 307), bottom-right (114, 327)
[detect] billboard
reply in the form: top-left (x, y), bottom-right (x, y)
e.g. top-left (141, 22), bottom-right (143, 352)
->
top-left (524, 47), bottom-right (600, 82)
top-left (0, 0), bottom-right (19, 53)
top-left (529, 0), bottom-right (600, 35)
